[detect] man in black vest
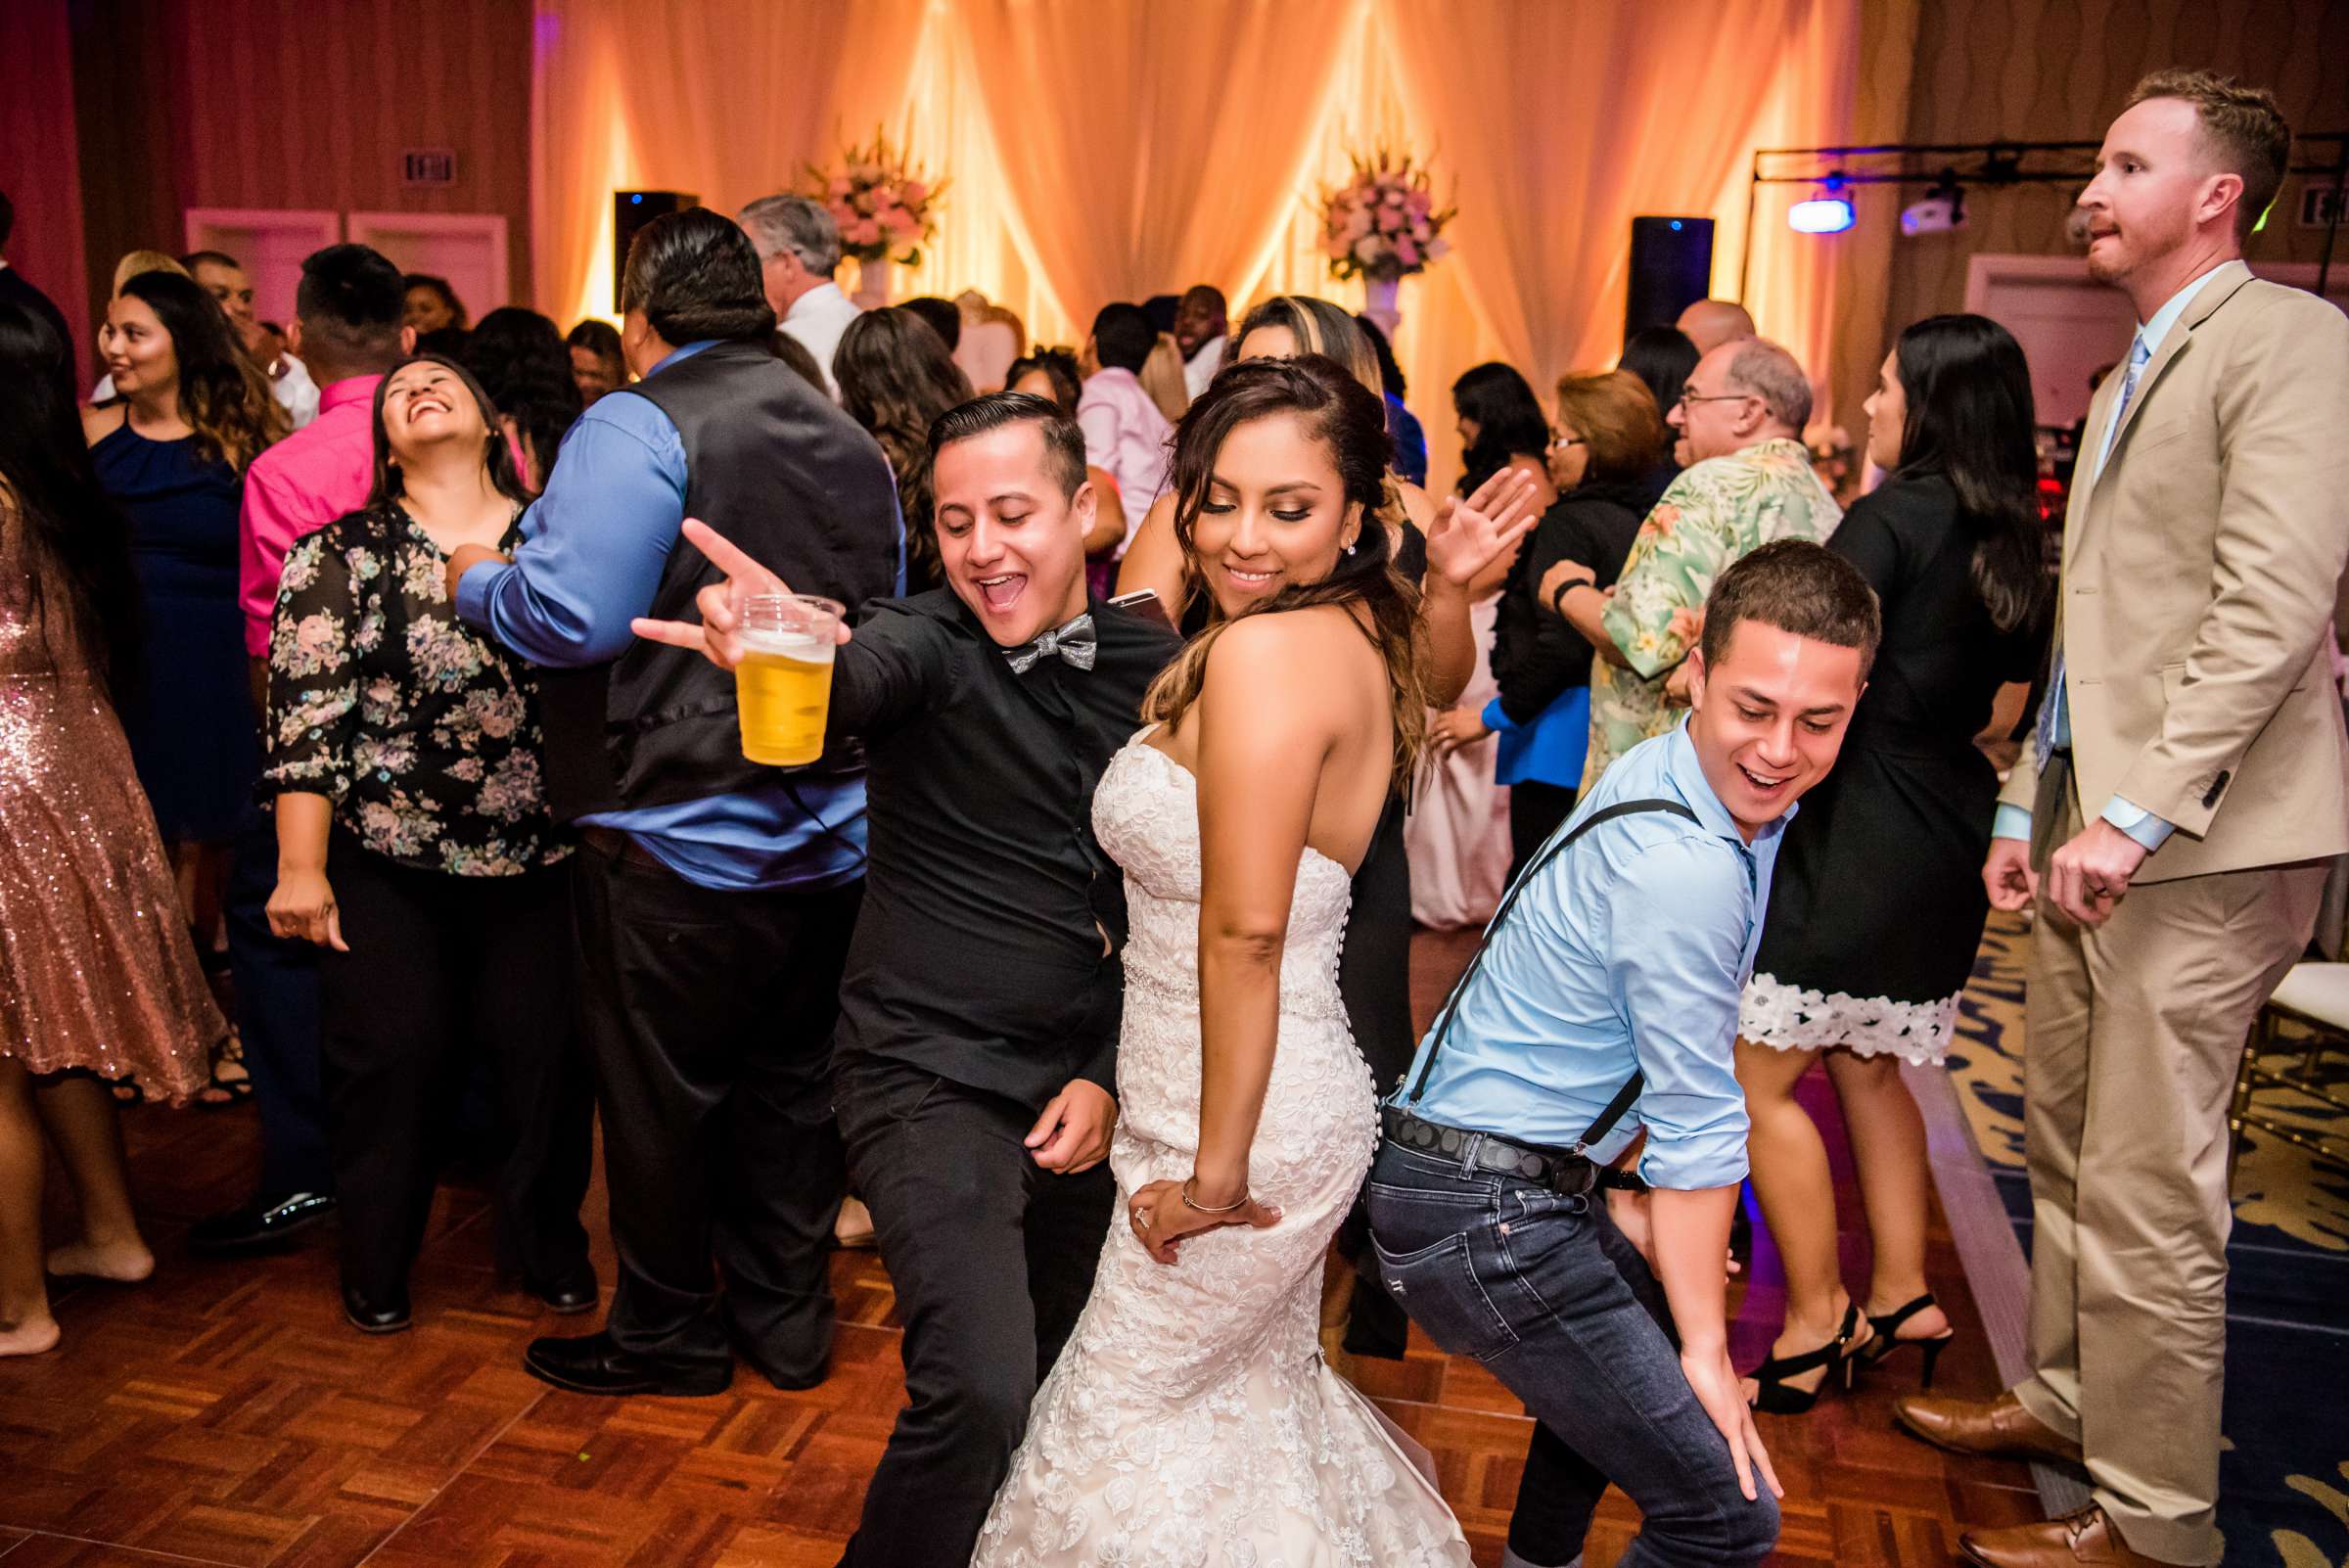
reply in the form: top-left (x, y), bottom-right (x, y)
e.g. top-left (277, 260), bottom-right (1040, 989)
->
top-left (635, 393), bottom-right (1180, 1568)
top-left (448, 208), bottom-right (901, 1397)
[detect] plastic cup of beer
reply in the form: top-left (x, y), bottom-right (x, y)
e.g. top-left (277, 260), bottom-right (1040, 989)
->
top-left (735, 594), bottom-right (843, 766)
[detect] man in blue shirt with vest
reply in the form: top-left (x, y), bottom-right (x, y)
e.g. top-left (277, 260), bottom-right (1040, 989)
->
top-left (447, 209), bottom-right (902, 1398)
top-left (1369, 539), bottom-right (1879, 1568)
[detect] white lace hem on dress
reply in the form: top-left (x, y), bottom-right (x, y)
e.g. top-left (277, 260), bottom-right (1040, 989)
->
top-left (1738, 972), bottom-right (1960, 1065)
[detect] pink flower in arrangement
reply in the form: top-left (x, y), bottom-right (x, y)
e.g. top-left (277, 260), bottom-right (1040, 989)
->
top-left (1353, 236), bottom-right (1385, 266)
top-left (829, 175), bottom-right (852, 199)
top-left (1377, 206), bottom-right (1403, 234)
top-left (851, 216), bottom-right (882, 247)
top-left (1405, 189), bottom-right (1433, 219)
top-left (1395, 236), bottom-right (1421, 268)
top-left (901, 180), bottom-right (928, 206)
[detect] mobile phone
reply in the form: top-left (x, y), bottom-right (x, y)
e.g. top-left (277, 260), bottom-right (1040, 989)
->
top-left (1108, 587), bottom-right (1174, 629)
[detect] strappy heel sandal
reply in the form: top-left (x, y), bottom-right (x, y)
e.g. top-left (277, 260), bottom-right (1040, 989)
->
top-left (1853, 1293), bottom-right (1955, 1389)
top-left (1746, 1301), bottom-right (1865, 1415)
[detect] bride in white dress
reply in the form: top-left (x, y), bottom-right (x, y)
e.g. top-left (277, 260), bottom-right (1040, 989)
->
top-left (973, 355), bottom-right (1536, 1568)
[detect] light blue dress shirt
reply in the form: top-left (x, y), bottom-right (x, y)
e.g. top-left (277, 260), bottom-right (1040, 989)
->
top-left (455, 340), bottom-right (893, 893)
top-left (1389, 721), bottom-right (1788, 1190)
top-left (1997, 271), bottom-right (2223, 853)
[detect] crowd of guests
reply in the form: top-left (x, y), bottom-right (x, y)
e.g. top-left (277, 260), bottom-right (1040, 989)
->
top-left (0, 65), bottom-right (2341, 1568)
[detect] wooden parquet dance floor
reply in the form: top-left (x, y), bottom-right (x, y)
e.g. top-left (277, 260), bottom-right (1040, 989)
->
top-left (1, 928), bottom-right (2046, 1568)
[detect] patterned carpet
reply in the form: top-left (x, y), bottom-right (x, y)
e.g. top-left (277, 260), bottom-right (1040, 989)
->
top-left (1947, 912), bottom-right (2349, 1567)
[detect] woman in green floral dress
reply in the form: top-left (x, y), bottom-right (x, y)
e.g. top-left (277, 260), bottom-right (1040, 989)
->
top-left (260, 355), bottom-right (593, 1335)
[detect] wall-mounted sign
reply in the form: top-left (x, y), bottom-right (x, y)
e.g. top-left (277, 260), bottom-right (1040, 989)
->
top-left (2301, 182), bottom-right (2343, 230)
top-left (401, 149), bottom-right (457, 187)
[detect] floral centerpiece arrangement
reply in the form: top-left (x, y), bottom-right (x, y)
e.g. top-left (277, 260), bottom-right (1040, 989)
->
top-left (802, 125), bottom-right (944, 300)
top-left (1317, 148), bottom-right (1454, 285)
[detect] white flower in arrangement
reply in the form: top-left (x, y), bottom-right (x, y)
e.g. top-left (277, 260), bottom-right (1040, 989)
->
top-left (1315, 147), bottom-right (1455, 284)
top-left (802, 123), bottom-right (946, 267)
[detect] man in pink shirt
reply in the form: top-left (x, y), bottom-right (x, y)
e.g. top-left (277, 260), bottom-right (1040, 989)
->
top-left (195, 244), bottom-right (412, 1259)
top-left (1074, 303), bottom-right (1171, 560)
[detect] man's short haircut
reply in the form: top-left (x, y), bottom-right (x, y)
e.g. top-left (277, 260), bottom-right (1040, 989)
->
top-left (928, 392), bottom-right (1089, 501)
top-left (737, 194), bottom-right (844, 277)
top-left (2127, 69), bottom-right (2292, 240)
top-left (180, 249), bottom-right (242, 275)
top-left (1090, 302), bottom-right (1156, 375)
top-left (620, 208), bottom-right (776, 346)
top-left (1700, 538), bottom-right (1880, 684)
top-left (900, 295), bottom-right (961, 353)
top-left (294, 244), bottom-right (406, 360)
top-left (1723, 338), bottom-right (1814, 432)
top-left (1178, 283), bottom-right (1227, 317)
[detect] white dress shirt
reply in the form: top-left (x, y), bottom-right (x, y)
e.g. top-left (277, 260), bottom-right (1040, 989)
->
top-left (780, 281), bottom-right (863, 400)
top-left (1182, 335), bottom-right (1226, 400)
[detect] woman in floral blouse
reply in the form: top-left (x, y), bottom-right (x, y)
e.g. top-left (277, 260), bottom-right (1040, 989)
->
top-left (260, 354), bottom-right (594, 1335)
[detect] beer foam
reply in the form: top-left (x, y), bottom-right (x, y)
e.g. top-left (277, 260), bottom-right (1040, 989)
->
top-left (737, 624), bottom-right (835, 662)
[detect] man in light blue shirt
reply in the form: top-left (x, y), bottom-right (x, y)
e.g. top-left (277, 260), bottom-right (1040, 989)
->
top-left (1369, 539), bottom-right (1880, 1568)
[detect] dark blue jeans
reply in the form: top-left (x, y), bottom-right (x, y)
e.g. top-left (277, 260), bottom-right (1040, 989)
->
top-left (1365, 1139), bottom-right (1778, 1568)
top-left (225, 800), bottom-right (330, 1198)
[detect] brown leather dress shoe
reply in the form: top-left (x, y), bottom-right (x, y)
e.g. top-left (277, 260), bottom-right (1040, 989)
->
top-left (1892, 1389), bottom-right (2084, 1464)
top-left (1960, 1504), bottom-right (2176, 1566)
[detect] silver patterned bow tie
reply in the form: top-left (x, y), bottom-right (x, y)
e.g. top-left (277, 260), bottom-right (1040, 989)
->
top-left (1006, 613), bottom-right (1098, 674)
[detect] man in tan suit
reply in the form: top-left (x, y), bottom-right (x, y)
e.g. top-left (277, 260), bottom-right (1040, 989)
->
top-left (1894, 71), bottom-right (2349, 1568)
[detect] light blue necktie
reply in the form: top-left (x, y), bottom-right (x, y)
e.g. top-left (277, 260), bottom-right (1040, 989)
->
top-left (2036, 334), bottom-right (2153, 761)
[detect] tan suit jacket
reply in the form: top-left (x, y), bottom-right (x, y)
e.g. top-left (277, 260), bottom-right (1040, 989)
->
top-left (2001, 260), bottom-right (2349, 883)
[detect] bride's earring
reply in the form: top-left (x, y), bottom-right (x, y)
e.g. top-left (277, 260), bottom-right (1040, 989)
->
top-left (1343, 536), bottom-right (1358, 556)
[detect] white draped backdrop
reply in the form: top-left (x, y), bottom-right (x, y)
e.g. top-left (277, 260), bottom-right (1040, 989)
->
top-left (532, 0), bottom-right (1894, 496)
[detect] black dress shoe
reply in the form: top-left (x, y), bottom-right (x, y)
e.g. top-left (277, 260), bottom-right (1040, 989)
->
top-left (343, 1285), bottom-right (412, 1334)
top-left (524, 1331), bottom-right (731, 1398)
top-left (188, 1191), bottom-right (338, 1256)
top-left (530, 1268), bottom-right (600, 1315)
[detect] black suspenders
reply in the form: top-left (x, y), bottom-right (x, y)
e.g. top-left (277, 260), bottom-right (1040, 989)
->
top-left (1405, 798), bottom-right (1699, 1149)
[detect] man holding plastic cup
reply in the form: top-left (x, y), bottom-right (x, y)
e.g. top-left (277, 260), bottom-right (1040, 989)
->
top-left (635, 392), bottom-right (1180, 1568)
top-left (446, 208), bottom-right (901, 1398)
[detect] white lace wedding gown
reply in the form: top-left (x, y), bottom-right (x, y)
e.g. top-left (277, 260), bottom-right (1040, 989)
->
top-left (972, 732), bottom-right (1471, 1568)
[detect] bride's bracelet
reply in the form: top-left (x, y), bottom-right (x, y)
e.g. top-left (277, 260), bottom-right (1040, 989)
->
top-left (1181, 1177), bottom-right (1250, 1214)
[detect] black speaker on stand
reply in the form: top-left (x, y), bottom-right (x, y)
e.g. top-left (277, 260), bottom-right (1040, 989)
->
top-left (1624, 215), bottom-right (1716, 343)
top-left (613, 191), bottom-right (701, 311)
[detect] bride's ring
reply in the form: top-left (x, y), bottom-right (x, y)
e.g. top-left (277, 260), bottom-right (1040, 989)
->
top-left (1129, 1205), bottom-right (1148, 1227)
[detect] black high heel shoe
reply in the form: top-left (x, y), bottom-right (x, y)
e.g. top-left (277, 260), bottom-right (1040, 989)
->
top-left (1853, 1293), bottom-right (1955, 1388)
top-left (1746, 1301), bottom-right (1865, 1414)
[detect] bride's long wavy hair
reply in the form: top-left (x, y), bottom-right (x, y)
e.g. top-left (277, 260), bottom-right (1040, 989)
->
top-left (1141, 354), bottom-right (1428, 791)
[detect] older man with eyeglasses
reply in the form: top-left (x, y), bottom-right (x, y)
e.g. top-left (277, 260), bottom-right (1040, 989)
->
top-left (1543, 336), bottom-right (1842, 789)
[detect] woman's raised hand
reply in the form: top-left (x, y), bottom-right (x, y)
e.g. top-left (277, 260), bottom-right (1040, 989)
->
top-left (1425, 467), bottom-right (1542, 587)
top-left (630, 518), bottom-right (842, 668)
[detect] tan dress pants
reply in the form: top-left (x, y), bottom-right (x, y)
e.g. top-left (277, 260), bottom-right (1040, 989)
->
top-left (2017, 764), bottom-right (2326, 1565)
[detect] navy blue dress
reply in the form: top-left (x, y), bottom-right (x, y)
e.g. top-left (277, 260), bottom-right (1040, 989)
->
top-left (92, 419), bottom-right (260, 843)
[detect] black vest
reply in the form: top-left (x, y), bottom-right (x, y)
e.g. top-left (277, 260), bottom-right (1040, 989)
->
top-left (539, 337), bottom-right (902, 820)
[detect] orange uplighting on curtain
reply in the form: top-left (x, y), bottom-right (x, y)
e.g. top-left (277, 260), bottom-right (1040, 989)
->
top-left (530, 0), bottom-right (1869, 458)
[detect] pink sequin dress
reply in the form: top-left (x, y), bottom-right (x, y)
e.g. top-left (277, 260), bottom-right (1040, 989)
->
top-left (0, 501), bottom-right (223, 1099)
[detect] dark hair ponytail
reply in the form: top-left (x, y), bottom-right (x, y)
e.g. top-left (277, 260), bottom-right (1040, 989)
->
top-left (1142, 353), bottom-right (1428, 789)
top-left (1890, 314), bottom-right (2047, 636)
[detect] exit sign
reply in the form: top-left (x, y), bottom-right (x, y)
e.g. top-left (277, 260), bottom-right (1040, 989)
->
top-left (2302, 182), bottom-right (2343, 229)
top-left (401, 149), bottom-right (456, 187)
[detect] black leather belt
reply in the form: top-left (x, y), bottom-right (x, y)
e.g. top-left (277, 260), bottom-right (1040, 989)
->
top-left (580, 825), bottom-right (665, 870)
top-left (1382, 1106), bottom-right (1600, 1195)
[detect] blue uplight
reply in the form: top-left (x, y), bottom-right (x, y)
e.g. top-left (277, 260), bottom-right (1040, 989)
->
top-left (630, 193), bottom-right (643, 205)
